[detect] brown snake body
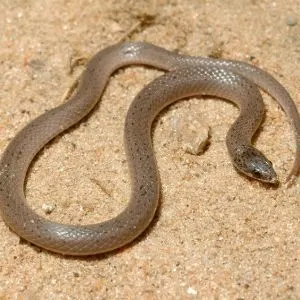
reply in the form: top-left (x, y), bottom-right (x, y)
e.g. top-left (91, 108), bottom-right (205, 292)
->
top-left (0, 42), bottom-right (299, 255)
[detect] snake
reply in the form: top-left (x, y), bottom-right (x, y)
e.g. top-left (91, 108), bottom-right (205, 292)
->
top-left (0, 42), bottom-right (299, 255)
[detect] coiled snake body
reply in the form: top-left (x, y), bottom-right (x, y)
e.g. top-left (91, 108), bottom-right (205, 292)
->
top-left (0, 42), bottom-right (299, 255)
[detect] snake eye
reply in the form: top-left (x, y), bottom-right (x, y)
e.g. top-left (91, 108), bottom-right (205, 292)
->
top-left (251, 168), bottom-right (266, 180)
top-left (252, 169), bottom-right (261, 177)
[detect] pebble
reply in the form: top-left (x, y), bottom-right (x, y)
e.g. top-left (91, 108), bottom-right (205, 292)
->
top-left (187, 287), bottom-right (197, 295)
top-left (286, 16), bottom-right (297, 27)
top-left (42, 203), bottom-right (56, 214)
top-left (173, 109), bottom-right (210, 155)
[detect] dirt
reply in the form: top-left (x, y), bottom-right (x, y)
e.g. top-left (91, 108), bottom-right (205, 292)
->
top-left (0, 0), bottom-right (299, 299)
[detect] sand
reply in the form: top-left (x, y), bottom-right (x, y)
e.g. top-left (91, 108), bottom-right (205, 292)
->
top-left (0, 0), bottom-right (299, 299)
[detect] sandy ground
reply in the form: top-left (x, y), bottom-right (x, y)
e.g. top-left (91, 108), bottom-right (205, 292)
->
top-left (0, 0), bottom-right (299, 299)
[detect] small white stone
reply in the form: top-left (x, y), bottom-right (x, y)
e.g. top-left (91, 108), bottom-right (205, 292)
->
top-left (42, 203), bottom-right (56, 214)
top-left (187, 287), bottom-right (197, 295)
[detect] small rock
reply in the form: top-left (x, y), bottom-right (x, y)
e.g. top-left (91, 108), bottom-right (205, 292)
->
top-left (42, 203), bottom-right (56, 214)
top-left (187, 287), bottom-right (197, 295)
top-left (173, 109), bottom-right (210, 155)
top-left (286, 16), bottom-right (297, 27)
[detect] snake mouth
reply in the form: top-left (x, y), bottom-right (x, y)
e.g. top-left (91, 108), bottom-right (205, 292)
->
top-left (239, 168), bottom-right (279, 185)
top-left (256, 174), bottom-right (279, 185)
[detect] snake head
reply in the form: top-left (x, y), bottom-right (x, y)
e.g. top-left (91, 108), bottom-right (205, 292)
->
top-left (233, 145), bottom-right (278, 184)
